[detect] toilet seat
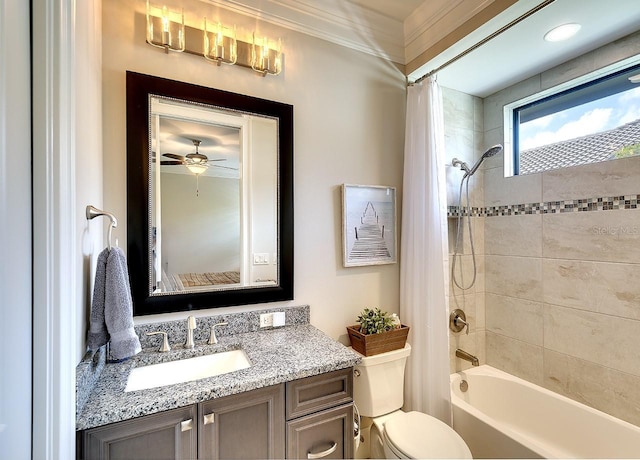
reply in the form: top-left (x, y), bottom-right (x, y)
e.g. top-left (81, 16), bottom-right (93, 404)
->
top-left (382, 411), bottom-right (472, 459)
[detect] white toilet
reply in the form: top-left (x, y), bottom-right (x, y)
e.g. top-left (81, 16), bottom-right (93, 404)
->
top-left (352, 344), bottom-right (472, 459)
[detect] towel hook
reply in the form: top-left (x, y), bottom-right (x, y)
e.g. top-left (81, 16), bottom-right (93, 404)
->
top-left (86, 205), bottom-right (118, 250)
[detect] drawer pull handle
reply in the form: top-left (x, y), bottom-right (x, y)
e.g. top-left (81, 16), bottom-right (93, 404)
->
top-left (180, 419), bottom-right (193, 432)
top-left (203, 413), bottom-right (215, 425)
top-left (308, 442), bottom-right (337, 459)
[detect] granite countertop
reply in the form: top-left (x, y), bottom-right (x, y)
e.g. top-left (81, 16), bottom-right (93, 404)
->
top-left (76, 323), bottom-right (360, 430)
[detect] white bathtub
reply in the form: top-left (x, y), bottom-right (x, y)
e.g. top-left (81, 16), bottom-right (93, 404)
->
top-left (450, 365), bottom-right (640, 459)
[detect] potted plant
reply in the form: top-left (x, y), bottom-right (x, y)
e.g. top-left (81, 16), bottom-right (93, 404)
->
top-left (347, 308), bottom-right (409, 356)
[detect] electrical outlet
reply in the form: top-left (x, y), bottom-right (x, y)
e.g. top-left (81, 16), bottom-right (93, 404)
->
top-left (259, 313), bottom-right (273, 328)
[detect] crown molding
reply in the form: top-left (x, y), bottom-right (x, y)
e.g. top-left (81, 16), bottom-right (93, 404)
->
top-left (404, 0), bottom-right (496, 64)
top-left (404, 0), bottom-right (464, 47)
top-left (204, 0), bottom-right (406, 63)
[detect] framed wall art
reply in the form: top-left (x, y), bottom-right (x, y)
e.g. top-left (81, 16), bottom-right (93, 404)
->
top-left (341, 184), bottom-right (397, 267)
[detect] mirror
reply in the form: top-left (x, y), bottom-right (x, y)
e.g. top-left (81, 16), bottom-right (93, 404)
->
top-left (127, 71), bottom-right (293, 315)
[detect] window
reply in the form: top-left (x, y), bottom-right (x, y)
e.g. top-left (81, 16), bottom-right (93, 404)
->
top-left (511, 62), bottom-right (640, 175)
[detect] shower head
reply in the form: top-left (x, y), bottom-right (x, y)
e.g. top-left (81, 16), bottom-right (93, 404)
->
top-left (466, 144), bottom-right (503, 177)
top-left (482, 144), bottom-right (503, 159)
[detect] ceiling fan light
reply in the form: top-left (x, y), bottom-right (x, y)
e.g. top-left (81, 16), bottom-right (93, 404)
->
top-left (544, 23), bottom-right (581, 42)
top-left (186, 163), bottom-right (208, 175)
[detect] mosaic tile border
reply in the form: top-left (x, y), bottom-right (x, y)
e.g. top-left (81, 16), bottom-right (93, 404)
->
top-left (447, 194), bottom-right (640, 218)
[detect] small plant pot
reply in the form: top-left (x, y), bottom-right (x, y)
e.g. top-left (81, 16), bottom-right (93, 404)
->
top-left (346, 324), bottom-right (410, 356)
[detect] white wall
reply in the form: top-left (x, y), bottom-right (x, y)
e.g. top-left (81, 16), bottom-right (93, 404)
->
top-left (161, 173), bottom-right (240, 274)
top-left (0, 1), bottom-right (32, 458)
top-left (101, 0), bottom-right (406, 342)
top-left (32, 0), bottom-right (103, 456)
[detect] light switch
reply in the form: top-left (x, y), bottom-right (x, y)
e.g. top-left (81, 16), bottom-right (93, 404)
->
top-left (272, 311), bottom-right (286, 327)
top-left (253, 253), bottom-right (269, 265)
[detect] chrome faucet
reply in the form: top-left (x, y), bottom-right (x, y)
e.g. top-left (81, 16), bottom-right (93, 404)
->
top-left (185, 315), bottom-right (197, 349)
top-left (456, 348), bottom-right (479, 366)
top-left (208, 322), bottom-right (228, 345)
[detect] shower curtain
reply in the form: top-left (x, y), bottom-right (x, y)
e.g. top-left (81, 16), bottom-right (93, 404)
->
top-left (400, 78), bottom-right (452, 425)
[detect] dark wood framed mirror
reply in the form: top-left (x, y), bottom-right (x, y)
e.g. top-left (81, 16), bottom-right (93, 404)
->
top-left (126, 71), bottom-right (293, 315)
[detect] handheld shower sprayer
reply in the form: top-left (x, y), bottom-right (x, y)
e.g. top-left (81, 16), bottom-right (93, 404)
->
top-left (452, 145), bottom-right (503, 178)
top-left (451, 144), bottom-right (503, 291)
top-left (467, 144), bottom-right (502, 177)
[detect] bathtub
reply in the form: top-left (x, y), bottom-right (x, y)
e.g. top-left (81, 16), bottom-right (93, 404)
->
top-left (450, 365), bottom-right (640, 459)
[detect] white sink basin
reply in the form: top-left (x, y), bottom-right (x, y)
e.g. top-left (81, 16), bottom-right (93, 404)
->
top-left (125, 349), bottom-right (251, 392)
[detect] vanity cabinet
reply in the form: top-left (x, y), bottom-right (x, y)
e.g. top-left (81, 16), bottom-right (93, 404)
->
top-left (81, 405), bottom-right (197, 460)
top-left (198, 384), bottom-right (285, 459)
top-left (79, 369), bottom-right (354, 460)
top-left (80, 385), bottom-right (284, 460)
top-left (285, 368), bottom-right (354, 459)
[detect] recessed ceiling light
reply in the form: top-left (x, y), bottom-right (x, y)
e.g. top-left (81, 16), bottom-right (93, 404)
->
top-left (629, 74), bottom-right (640, 84)
top-left (544, 23), bottom-right (581, 42)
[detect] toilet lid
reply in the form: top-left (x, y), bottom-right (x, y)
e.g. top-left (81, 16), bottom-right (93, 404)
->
top-left (383, 411), bottom-right (472, 459)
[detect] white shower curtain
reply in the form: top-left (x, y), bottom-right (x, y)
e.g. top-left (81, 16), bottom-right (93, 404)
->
top-left (400, 78), bottom-right (452, 425)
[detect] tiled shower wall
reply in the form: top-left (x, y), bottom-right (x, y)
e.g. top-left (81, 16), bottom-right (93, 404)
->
top-left (481, 31), bottom-right (640, 426)
top-left (443, 87), bottom-right (487, 373)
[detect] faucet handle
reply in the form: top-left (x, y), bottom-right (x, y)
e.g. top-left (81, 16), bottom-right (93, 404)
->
top-left (146, 331), bottom-right (171, 352)
top-left (188, 315), bottom-right (197, 330)
top-left (450, 309), bottom-right (470, 335)
top-left (208, 322), bottom-right (229, 345)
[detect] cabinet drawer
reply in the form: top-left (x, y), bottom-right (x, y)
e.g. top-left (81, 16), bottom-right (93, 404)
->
top-left (286, 403), bottom-right (353, 460)
top-left (286, 368), bottom-right (353, 420)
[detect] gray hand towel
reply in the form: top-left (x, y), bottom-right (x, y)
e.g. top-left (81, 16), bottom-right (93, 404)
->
top-left (104, 247), bottom-right (141, 360)
top-left (87, 248), bottom-right (110, 350)
top-left (87, 247), bottom-right (141, 360)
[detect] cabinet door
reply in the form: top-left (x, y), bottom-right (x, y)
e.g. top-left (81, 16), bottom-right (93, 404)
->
top-left (198, 384), bottom-right (285, 460)
top-left (286, 403), bottom-right (353, 460)
top-left (81, 405), bottom-right (197, 460)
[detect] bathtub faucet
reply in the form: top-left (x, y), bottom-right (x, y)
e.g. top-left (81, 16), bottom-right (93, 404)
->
top-left (456, 348), bottom-right (479, 366)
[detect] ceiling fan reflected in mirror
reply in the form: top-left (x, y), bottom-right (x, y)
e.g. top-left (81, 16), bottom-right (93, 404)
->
top-left (160, 139), bottom-right (237, 174)
top-left (159, 139), bottom-right (237, 196)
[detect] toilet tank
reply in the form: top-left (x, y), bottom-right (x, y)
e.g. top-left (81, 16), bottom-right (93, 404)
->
top-left (352, 343), bottom-right (411, 417)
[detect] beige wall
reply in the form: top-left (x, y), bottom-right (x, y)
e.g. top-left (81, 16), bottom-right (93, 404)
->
top-left (99, 0), bottom-right (406, 347)
top-left (77, 0), bottom-right (104, 363)
top-left (480, 31), bottom-right (640, 426)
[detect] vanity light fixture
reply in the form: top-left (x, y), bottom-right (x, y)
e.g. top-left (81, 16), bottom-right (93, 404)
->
top-left (146, 1), bottom-right (185, 53)
top-left (544, 23), bottom-right (581, 42)
top-left (145, 4), bottom-right (283, 76)
top-left (251, 33), bottom-right (282, 76)
top-left (203, 19), bottom-right (237, 66)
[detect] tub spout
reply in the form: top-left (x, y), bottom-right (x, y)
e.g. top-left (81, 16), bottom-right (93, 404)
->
top-left (456, 348), bottom-right (479, 366)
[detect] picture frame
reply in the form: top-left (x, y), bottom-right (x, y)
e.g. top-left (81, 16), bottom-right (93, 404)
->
top-left (341, 184), bottom-right (397, 267)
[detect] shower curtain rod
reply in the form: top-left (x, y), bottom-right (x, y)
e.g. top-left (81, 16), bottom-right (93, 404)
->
top-left (412, 0), bottom-right (555, 85)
